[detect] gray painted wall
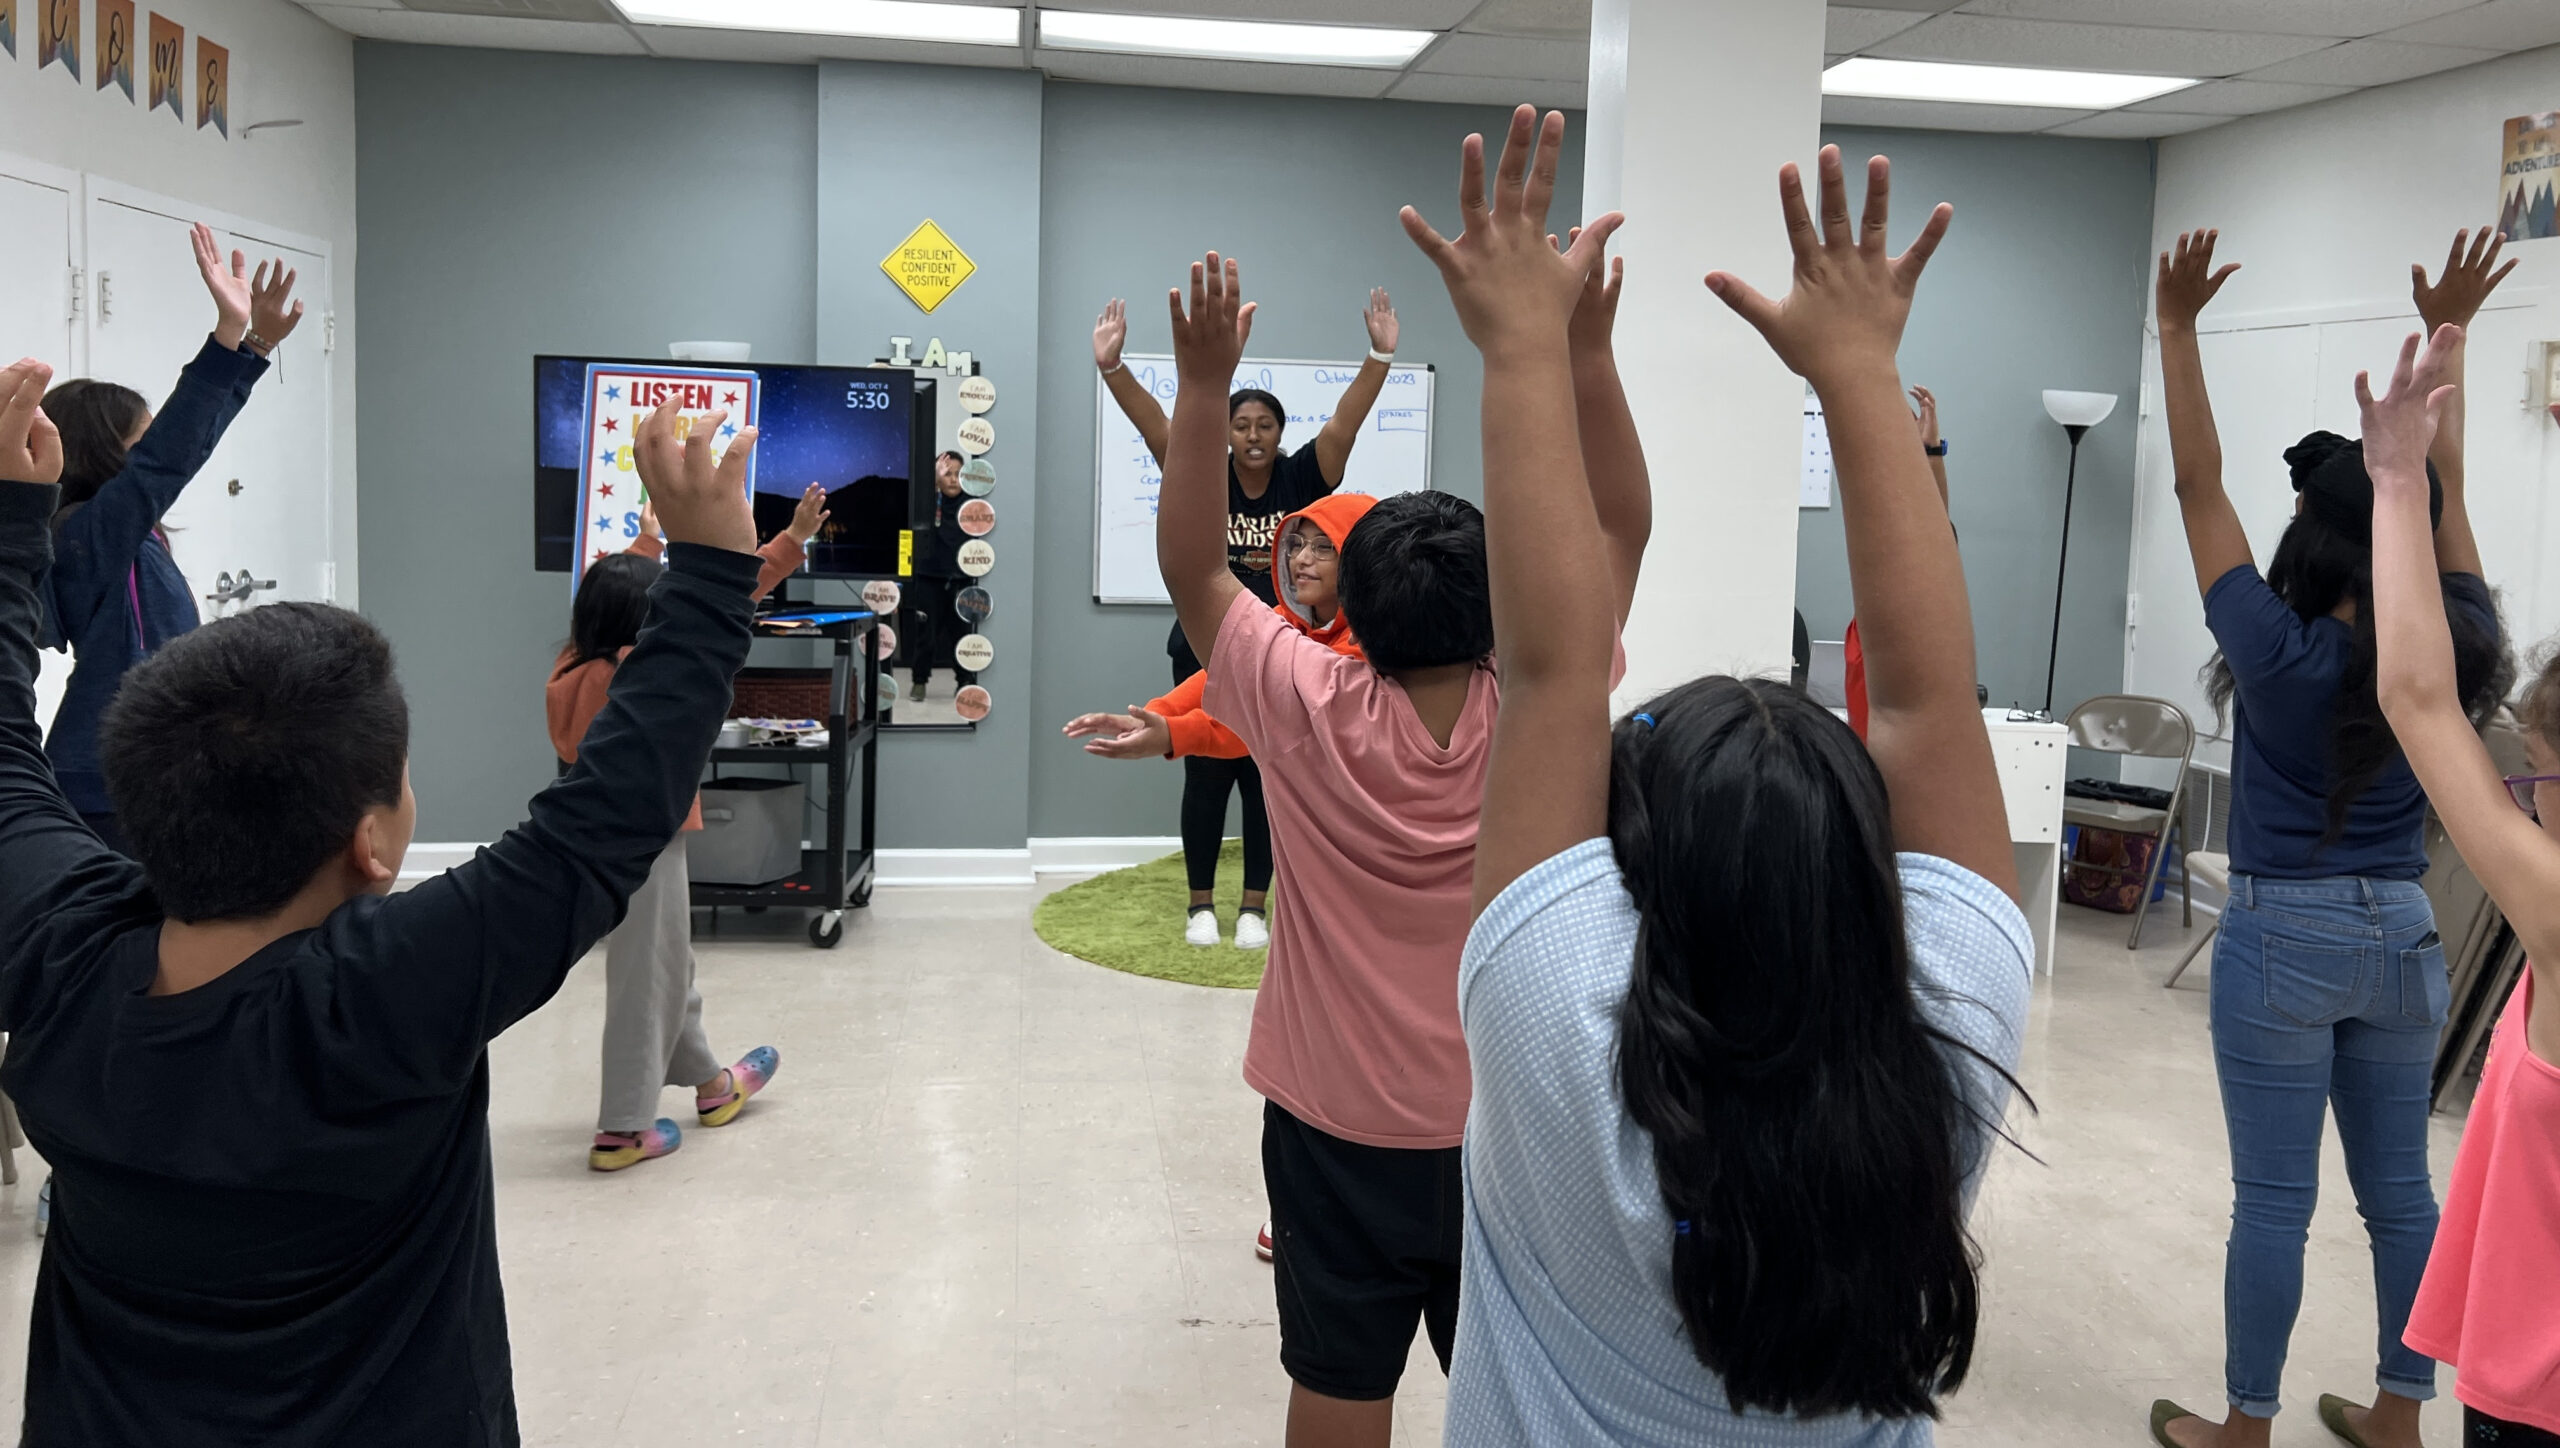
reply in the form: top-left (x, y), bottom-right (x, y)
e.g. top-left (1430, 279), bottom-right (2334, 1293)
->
top-left (354, 45), bottom-right (817, 841)
top-left (1794, 127), bottom-right (2155, 717)
top-left (1027, 84), bottom-right (1582, 841)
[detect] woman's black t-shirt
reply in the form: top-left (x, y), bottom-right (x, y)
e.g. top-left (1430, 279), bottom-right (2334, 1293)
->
top-left (1167, 439), bottom-right (1337, 668)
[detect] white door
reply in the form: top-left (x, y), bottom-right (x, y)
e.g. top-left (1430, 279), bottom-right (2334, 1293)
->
top-left (83, 190), bottom-right (331, 625)
top-left (0, 155), bottom-right (81, 733)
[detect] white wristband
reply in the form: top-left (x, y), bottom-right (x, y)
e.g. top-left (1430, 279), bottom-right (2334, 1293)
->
top-left (1099, 360), bottom-right (1125, 376)
top-left (1367, 348), bottom-right (1395, 365)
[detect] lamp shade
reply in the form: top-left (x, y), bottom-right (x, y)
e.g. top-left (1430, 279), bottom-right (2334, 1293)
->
top-left (2042, 389), bottom-right (2118, 429)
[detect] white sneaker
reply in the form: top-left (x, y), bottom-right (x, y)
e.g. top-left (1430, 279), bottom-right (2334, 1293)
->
top-left (1234, 911), bottom-right (1269, 950)
top-left (1185, 910), bottom-right (1220, 947)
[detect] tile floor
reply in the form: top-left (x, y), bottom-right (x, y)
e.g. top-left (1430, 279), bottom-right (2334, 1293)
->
top-left (0, 885), bottom-right (2469, 1445)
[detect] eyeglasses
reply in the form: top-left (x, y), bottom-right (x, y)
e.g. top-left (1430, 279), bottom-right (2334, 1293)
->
top-left (2502, 773), bottom-right (2560, 820)
top-left (1281, 535), bottom-right (1336, 563)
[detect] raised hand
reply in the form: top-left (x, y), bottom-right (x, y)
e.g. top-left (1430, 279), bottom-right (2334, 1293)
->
top-left (2413, 227), bottom-right (2516, 334)
top-left (1061, 706), bottom-right (1171, 760)
top-left (1562, 224), bottom-right (1622, 356)
top-left (248, 258), bottom-right (306, 351)
top-left (635, 403), bottom-right (758, 555)
top-left (1093, 298), bottom-right (1128, 372)
top-left (2357, 324), bottom-right (2461, 493)
top-left (191, 223), bottom-right (253, 350)
top-left (2156, 229), bottom-right (2238, 334)
top-left (1705, 147), bottom-right (1947, 387)
top-left (0, 359), bottom-right (63, 486)
top-left (1167, 253), bottom-right (1255, 384)
top-left (1909, 385), bottom-right (1939, 448)
top-left (786, 481), bottom-right (831, 544)
top-left (1403, 106), bottom-right (1620, 354)
top-left (1364, 287), bottom-right (1400, 354)
top-left (639, 496), bottom-right (660, 541)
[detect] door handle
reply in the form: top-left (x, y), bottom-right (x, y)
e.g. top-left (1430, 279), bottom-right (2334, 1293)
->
top-left (202, 571), bottom-right (277, 605)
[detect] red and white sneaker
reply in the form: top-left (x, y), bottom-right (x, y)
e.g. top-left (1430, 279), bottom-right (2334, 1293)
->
top-left (1255, 1222), bottom-right (1275, 1262)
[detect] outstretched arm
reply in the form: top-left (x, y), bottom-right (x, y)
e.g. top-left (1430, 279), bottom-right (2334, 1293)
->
top-left (1095, 298), bottom-right (1172, 466)
top-left (1403, 107), bottom-right (1622, 913)
top-left (1158, 257), bottom-right (1255, 669)
top-left (1563, 233), bottom-right (1651, 626)
top-left (2365, 327), bottom-right (2559, 1060)
top-left (2411, 226), bottom-right (2514, 580)
top-left (2155, 229), bottom-right (2254, 599)
top-left (0, 360), bottom-right (135, 1001)
top-left (1910, 385), bottom-right (1949, 513)
top-left (1709, 149), bottom-right (2013, 901)
top-left (1313, 290), bottom-right (1399, 485)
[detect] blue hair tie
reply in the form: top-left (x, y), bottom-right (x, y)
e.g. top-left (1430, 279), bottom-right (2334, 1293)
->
top-left (1632, 712), bottom-right (1656, 730)
top-left (1673, 1218), bottom-right (1692, 1236)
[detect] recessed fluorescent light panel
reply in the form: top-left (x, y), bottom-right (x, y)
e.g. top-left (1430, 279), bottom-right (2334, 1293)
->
top-left (1038, 10), bottom-right (1433, 68)
top-left (612, 0), bottom-right (1022, 46)
top-left (1822, 57), bottom-right (2195, 109)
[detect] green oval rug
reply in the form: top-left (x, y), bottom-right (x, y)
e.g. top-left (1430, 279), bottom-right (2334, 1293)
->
top-left (1033, 840), bottom-right (1266, 989)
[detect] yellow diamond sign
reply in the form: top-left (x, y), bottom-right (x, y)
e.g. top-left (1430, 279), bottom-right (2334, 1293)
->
top-left (881, 219), bottom-right (977, 314)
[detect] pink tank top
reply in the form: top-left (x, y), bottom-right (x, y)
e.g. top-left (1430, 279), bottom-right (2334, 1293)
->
top-left (2403, 971), bottom-right (2560, 1433)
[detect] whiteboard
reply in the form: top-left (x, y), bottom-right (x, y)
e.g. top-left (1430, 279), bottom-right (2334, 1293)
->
top-left (1093, 353), bottom-right (1435, 605)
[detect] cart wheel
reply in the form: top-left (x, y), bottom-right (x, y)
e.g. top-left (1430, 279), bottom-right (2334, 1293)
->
top-left (809, 912), bottom-right (845, 949)
top-left (850, 881), bottom-right (874, 909)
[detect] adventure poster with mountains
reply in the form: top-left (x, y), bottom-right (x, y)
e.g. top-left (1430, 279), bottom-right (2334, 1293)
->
top-left (2501, 112), bottom-right (2560, 241)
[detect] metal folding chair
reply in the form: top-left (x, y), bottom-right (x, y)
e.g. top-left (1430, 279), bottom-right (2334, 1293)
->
top-left (2060, 695), bottom-right (2197, 951)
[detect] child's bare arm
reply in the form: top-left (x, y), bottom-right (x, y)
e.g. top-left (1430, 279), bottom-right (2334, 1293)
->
top-left (1157, 257), bottom-right (1253, 668)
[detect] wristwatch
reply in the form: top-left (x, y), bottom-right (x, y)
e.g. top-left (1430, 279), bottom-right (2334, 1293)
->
top-left (1923, 440), bottom-right (1948, 457)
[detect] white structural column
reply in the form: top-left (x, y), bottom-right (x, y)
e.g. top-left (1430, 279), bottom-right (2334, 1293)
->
top-left (1585, 0), bottom-right (1825, 706)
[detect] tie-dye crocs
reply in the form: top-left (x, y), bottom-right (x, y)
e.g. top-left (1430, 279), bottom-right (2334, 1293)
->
top-left (589, 1118), bottom-right (681, 1172)
top-left (697, 1046), bottom-right (779, 1128)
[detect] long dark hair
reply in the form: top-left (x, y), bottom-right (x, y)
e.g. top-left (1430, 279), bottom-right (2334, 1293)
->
top-left (2204, 432), bottom-right (2510, 848)
top-left (558, 554), bottom-right (656, 675)
top-left (43, 379), bottom-right (150, 513)
top-left (1611, 676), bottom-right (2015, 1420)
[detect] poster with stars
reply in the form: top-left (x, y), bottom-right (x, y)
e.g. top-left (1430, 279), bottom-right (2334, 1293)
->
top-left (572, 364), bottom-right (760, 588)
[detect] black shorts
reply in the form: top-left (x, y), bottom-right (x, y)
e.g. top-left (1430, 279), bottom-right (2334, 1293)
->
top-left (1261, 1100), bottom-right (1464, 1401)
top-left (2468, 1408), bottom-right (2560, 1447)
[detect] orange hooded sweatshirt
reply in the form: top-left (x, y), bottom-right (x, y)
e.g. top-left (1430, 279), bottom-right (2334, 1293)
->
top-left (1147, 492), bottom-right (1375, 761)
top-left (545, 532), bottom-right (805, 830)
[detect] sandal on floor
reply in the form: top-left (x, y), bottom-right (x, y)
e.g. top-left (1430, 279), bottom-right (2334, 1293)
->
top-left (2150, 1400), bottom-right (2203, 1448)
top-left (2317, 1394), bottom-right (2376, 1448)
top-left (697, 1046), bottom-right (779, 1128)
top-left (589, 1118), bottom-right (681, 1172)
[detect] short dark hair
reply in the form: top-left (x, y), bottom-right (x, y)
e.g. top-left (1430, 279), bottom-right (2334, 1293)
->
top-left (1336, 491), bottom-right (1490, 674)
top-left (563, 553), bottom-right (655, 672)
top-left (101, 603), bottom-right (410, 922)
top-left (42, 378), bottom-right (150, 512)
top-left (936, 450), bottom-right (963, 467)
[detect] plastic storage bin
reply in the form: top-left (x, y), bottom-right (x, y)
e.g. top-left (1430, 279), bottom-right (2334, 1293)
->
top-left (689, 778), bottom-right (803, 886)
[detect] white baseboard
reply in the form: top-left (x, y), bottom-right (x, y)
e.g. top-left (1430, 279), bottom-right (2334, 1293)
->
top-left (398, 836), bottom-right (1183, 889)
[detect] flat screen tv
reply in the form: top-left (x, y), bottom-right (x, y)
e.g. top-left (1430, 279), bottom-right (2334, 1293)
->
top-left (534, 355), bottom-right (935, 579)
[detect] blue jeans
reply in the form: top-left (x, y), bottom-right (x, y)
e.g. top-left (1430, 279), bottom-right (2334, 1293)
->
top-left (2211, 874), bottom-right (2447, 1417)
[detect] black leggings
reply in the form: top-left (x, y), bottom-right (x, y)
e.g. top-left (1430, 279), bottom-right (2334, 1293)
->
top-left (2468, 1408), bottom-right (2560, 1446)
top-left (1181, 755), bottom-right (1272, 896)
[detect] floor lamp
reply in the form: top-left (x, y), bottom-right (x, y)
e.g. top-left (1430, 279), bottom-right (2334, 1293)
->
top-left (2039, 389), bottom-right (2118, 715)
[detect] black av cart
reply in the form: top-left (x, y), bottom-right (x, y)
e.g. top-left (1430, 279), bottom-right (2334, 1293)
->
top-left (691, 596), bottom-right (882, 947)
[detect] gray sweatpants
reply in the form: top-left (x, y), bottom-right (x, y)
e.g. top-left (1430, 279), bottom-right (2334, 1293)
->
top-left (599, 841), bottom-right (723, 1133)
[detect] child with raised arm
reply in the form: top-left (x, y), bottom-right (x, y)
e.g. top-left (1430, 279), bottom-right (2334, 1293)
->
top-left (2364, 327), bottom-right (2560, 1448)
top-left (0, 359), bottom-right (768, 1446)
top-left (2148, 228), bottom-right (2514, 1448)
top-left (1425, 122), bottom-right (2033, 1443)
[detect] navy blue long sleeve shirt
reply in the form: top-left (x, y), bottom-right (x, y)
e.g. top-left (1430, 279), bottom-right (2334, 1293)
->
top-left (43, 335), bottom-right (267, 815)
top-left (0, 475), bottom-right (760, 1445)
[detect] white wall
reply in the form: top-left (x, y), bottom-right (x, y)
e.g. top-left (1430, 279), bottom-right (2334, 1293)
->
top-left (2133, 45), bottom-right (2560, 765)
top-left (0, 0), bottom-right (359, 601)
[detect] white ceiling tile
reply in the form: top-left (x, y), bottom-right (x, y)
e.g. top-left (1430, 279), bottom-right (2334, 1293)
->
top-left (1035, 48), bottom-right (1399, 99)
top-left (1458, 0), bottom-right (1589, 38)
top-left (1043, 0), bottom-right (1478, 23)
top-left (1950, 0), bottom-right (2480, 40)
top-left (293, 0), bottom-right (406, 12)
top-left (299, 5), bottom-right (647, 52)
top-left (1874, 14), bottom-right (2336, 76)
top-left (1828, 6), bottom-right (1930, 52)
top-left (2041, 108), bottom-right (2231, 137)
top-left (1846, 0), bottom-right (1968, 11)
top-left (2380, 0), bottom-right (2560, 51)
top-left (1820, 95), bottom-right (2094, 131)
top-left (1416, 33), bottom-right (1586, 80)
top-left (2126, 76), bottom-right (2356, 112)
top-left (633, 25), bottom-right (1026, 67)
top-left (403, 0), bottom-right (623, 18)
top-left (1386, 71), bottom-right (1586, 109)
top-left (2237, 37), bottom-right (2499, 84)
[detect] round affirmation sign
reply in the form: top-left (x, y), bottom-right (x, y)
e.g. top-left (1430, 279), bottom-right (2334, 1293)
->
top-left (957, 498), bottom-right (995, 536)
top-left (870, 622), bottom-right (898, 661)
top-left (955, 539), bottom-right (995, 577)
top-left (959, 457), bottom-right (996, 495)
top-left (953, 684), bottom-right (991, 722)
top-left (954, 586), bottom-right (991, 624)
top-left (955, 417), bottom-right (995, 455)
top-left (861, 579), bottom-right (902, 615)
top-left (957, 376), bottom-right (996, 414)
top-left (952, 633), bottom-right (995, 672)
